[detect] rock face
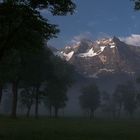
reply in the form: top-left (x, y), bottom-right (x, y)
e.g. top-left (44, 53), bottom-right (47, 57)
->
top-left (54, 37), bottom-right (140, 78)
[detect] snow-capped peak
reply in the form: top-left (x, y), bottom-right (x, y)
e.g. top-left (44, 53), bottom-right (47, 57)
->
top-left (55, 51), bottom-right (74, 61)
top-left (65, 46), bottom-right (71, 49)
top-left (78, 48), bottom-right (96, 57)
top-left (50, 36), bottom-right (140, 80)
top-left (96, 38), bottom-right (116, 49)
top-left (100, 46), bottom-right (106, 52)
top-left (65, 51), bottom-right (74, 61)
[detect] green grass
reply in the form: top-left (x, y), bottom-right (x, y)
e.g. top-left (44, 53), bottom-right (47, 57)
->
top-left (0, 117), bottom-right (140, 140)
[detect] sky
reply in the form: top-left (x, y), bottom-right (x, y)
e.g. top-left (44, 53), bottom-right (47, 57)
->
top-left (41, 0), bottom-right (140, 48)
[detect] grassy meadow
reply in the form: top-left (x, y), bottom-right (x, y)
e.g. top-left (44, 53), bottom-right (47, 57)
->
top-left (0, 117), bottom-right (140, 140)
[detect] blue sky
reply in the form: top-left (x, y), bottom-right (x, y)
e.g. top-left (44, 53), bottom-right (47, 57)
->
top-left (41, 0), bottom-right (140, 48)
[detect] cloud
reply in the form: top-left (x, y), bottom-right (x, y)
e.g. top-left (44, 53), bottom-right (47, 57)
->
top-left (120, 34), bottom-right (140, 46)
top-left (97, 32), bottom-right (111, 39)
top-left (70, 32), bottom-right (94, 44)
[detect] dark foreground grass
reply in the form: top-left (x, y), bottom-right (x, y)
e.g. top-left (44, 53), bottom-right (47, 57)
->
top-left (0, 117), bottom-right (140, 140)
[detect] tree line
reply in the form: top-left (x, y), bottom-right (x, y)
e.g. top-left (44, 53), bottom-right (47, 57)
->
top-left (0, 46), bottom-right (76, 118)
top-left (0, 0), bottom-right (76, 118)
top-left (79, 80), bottom-right (140, 119)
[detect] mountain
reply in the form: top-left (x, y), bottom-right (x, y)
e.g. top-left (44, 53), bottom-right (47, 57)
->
top-left (53, 37), bottom-right (140, 78)
top-left (48, 37), bottom-right (140, 115)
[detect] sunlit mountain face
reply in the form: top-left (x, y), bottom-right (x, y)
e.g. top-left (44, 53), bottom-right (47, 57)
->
top-left (52, 37), bottom-right (140, 78)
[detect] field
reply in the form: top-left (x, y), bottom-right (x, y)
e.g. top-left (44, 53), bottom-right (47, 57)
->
top-left (0, 117), bottom-right (140, 140)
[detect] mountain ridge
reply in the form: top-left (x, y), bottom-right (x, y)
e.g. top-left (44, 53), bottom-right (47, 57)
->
top-left (50, 36), bottom-right (140, 78)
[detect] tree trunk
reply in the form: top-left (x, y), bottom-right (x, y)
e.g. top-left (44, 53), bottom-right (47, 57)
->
top-left (35, 86), bottom-right (39, 118)
top-left (89, 109), bottom-right (94, 119)
top-left (26, 105), bottom-right (31, 118)
top-left (92, 110), bottom-right (95, 119)
top-left (0, 86), bottom-right (3, 104)
top-left (54, 106), bottom-right (59, 118)
top-left (129, 111), bottom-right (134, 119)
top-left (26, 93), bottom-right (34, 118)
top-left (118, 103), bottom-right (122, 119)
top-left (112, 110), bottom-right (116, 120)
top-left (49, 105), bottom-right (52, 118)
top-left (11, 81), bottom-right (18, 118)
top-left (89, 110), bottom-right (92, 119)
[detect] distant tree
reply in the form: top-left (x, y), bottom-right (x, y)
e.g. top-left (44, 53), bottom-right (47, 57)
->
top-left (0, 60), bottom-right (10, 104)
top-left (113, 84), bottom-right (126, 118)
top-left (19, 87), bottom-right (35, 117)
top-left (101, 91), bottom-right (110, 113)
top-left (45, 82), bottom-right (68, 118)
top-left (101, 91), bottom-right (117, 119)
top-left (43, 97), bottom-right (53, 118)
top-left (44, 57), bottom-right (74, 118)
top-left (0, 83), bottom-right (4, 105)
top-left (136, 77), bottom-right (140, 107)
top-left (79, 84), bottom-right (100, 119)
top-left (0, 50), bottom-right (23, 118)
top-left (3, 91), bottom-right (12, 114)
top-left (123, 82), bottom-right (137, 118)
top-left (136, 92), bottom-right (140, 108)
top-left (19, 48), bottom-right (53, 118)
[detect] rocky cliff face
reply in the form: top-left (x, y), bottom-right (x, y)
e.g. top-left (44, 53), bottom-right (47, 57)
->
top-left (54, 37), bottom-right (140, 78)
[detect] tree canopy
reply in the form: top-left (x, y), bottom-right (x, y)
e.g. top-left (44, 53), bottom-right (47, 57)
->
top-left (44, 57), bottom-right (75, 118)
top-left (79, 84), bottom-right (100, 119)
top-left (133, 0), bottom-right (140, 10)
top-left (0, 0), bottom-right (76, 118)
top-left (0, 0), bottom-right (76, 59)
